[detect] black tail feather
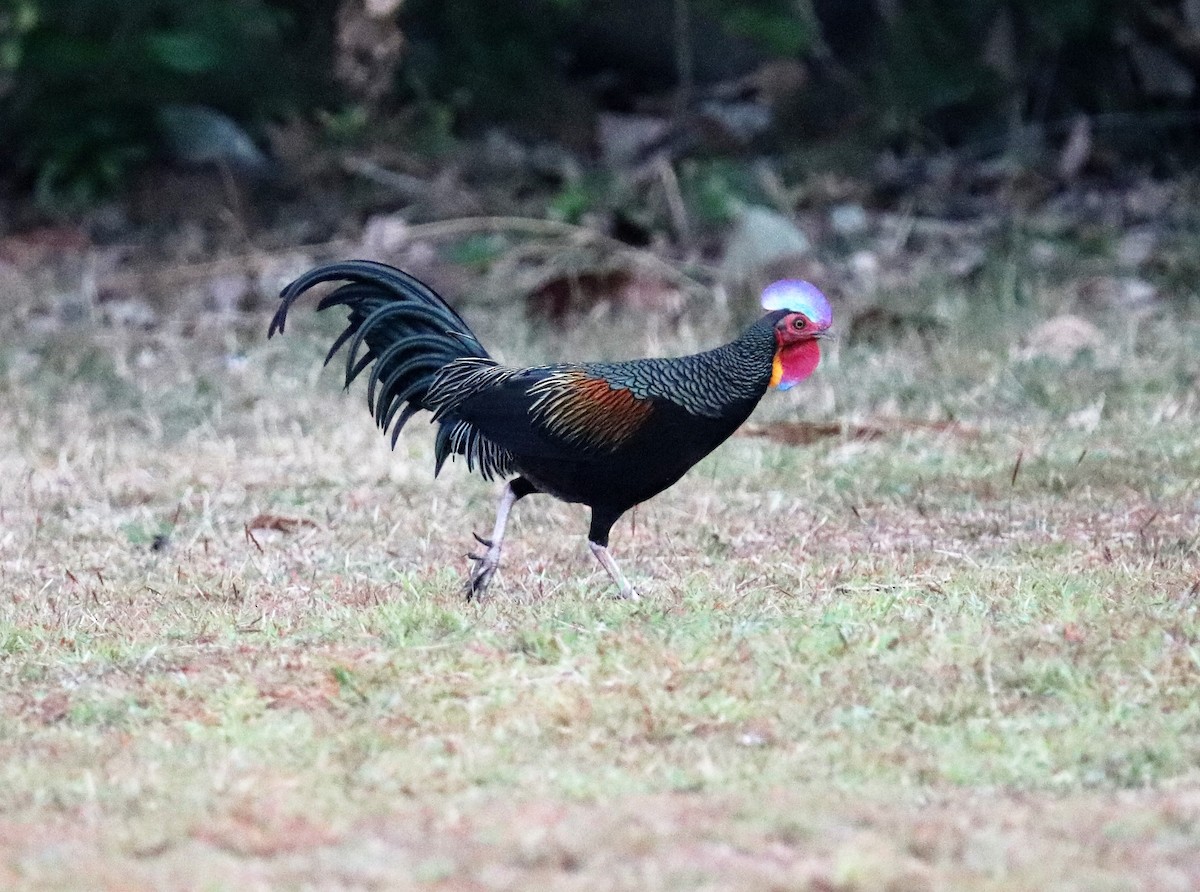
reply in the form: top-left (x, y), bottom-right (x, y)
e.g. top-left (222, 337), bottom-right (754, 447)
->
top-left (367, 334), bottom-right (454, 417)
top-left (390, 402), bottom-right (424, 448)
top-left (269, 260), bottom-right (477, 337)
top-left (345, 348), bottom-right (377, 391)
top-left (270, 260), bottom-right (491, 449)
top-left (320, 291), bottom-right (376, 365)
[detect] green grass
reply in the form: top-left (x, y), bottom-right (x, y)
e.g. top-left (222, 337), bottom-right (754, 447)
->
top-left (1, 278), bottom-right (1199, 889)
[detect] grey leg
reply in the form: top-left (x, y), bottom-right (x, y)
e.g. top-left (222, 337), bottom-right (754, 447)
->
top-left (466, 478), bottom-right (529, 600)
top-left (588, 540), bottom-right (640, 601)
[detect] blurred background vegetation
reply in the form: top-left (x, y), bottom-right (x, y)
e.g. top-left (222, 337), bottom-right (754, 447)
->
top-left (2, 0), bottom-right (1197, 209)
top-left (2, 0), bottom-right (1200, 341)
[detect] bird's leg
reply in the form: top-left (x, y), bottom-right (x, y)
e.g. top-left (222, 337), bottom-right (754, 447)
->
top-left (465, 477), bottom-right (533, 600)
top-left (587, 506), bottom-right (639, 600)
top-left (465, 483), bottom-right (517, 599)
top-left (588, 541), bottom-right (640, 601)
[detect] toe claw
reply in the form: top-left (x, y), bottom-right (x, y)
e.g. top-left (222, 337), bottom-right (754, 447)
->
top-left (464, 528), bottom-right (503, 601)
top-left (464, 550), bottom-right (499, 601)
top-left (465, 568), bottom-right (495, 601)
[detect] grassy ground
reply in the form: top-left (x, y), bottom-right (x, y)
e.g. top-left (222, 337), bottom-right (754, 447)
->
top-left (1, 276), bottom-right (1199, 890)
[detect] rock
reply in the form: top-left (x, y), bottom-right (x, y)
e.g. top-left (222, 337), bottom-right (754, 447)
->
top-left (1115, 229), bottom-right (1157, 268)
top-left (720, 205), bottom-right (811, 286)
top-left (596, 113), bottom-right (672, 166)
top-left (830, 203), bottom-right (869, 236)
top-left (157, 104), bottom-right (273, 180)
top-left (359, 213), bottom-right (411, 257)
top-left (695, 99), bottom-right (773, 146)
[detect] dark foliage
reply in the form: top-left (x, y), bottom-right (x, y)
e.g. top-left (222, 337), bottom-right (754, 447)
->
top-left (3, 0), bottom-right (1198, 208)
top-left (0, 0), bottom-right (334, 206)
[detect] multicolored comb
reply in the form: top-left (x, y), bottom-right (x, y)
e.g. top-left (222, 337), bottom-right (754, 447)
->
top-left (761, 280), bottom-right (832, 327)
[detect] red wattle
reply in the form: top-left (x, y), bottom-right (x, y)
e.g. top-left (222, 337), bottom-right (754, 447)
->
top-left (775, 340), bottom-right (821, 390)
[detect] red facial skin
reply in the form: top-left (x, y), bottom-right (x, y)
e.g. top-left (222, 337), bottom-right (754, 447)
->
top-left (770, 311), bottom-right (828, 390)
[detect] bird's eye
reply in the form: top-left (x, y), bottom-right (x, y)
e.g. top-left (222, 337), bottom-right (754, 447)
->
top-left (792, 317), bottom-right (807, 330)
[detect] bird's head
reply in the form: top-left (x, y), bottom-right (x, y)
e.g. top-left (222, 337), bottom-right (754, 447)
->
top-left (761, 280), bottom-right (833, 391)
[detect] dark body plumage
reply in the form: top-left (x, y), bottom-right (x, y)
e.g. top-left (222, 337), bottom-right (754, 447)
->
top-left (269, 260), bottom-right (799, 598)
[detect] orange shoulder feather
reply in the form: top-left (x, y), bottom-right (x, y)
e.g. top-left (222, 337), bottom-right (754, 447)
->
top-left (528, 369), bottom-right (655, 452)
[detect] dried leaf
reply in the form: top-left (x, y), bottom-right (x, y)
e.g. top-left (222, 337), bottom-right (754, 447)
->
top-left (740, 419), bottom-right (978, 446)
top-left (246, 514), bottom-right (318, 533)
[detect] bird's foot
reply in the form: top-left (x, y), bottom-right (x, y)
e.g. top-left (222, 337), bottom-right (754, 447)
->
top-left (465, 540), bottom-right (502, 601)
top-left (615, 583), bottom-right (641, 602)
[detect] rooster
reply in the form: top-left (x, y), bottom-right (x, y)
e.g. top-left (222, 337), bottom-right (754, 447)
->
top-left (269, 261), bottom-right (832, 599)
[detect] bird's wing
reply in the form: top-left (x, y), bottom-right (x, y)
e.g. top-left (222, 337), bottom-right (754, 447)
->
top-left (444, 364), bottom-right (658, 460)
top-left (526, 367), bottom-right (657, 453)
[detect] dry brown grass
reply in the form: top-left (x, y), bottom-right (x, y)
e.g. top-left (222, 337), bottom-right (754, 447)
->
top-left (1, 281), bottom-right (1199, 889)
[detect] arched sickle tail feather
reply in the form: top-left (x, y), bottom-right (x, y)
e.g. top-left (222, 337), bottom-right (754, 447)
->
top-left (268, 260), bottom-right (492, 448)
top-left (269, 260), bottom-right (479, 337)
